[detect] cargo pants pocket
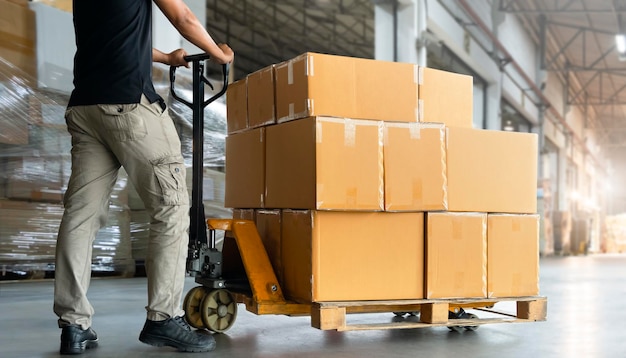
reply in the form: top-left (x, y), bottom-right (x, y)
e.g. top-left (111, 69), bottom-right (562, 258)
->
top-left (150, 155), bottom-right (189, 206)
top-left (98, 103), bottom-right (147, 142)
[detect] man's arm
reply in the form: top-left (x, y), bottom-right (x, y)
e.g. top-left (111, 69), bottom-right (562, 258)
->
top-left (153, 48), bottom-right (189, 67)
top-left (153, 0), bottom-right (234, 64)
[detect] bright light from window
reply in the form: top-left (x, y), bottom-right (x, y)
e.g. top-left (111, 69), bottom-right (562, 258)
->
top-left (616, 34), bottom-right (626, 53)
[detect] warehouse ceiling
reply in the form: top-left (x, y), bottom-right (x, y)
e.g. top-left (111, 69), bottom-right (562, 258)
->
top-left (204, 0), bottom-right (375, 80)
top-left (205, 0), bottom-right (626, 167)
top-left (498, 0), bottom-right (626, 169)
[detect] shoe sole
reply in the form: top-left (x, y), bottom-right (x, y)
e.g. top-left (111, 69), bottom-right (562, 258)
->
top-left (60, 339), bottom-right (98, 355)
top-left (139, 333), bottom-right (215, 353)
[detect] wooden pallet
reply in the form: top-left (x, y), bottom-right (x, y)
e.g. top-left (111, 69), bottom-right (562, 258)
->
top-left (311, 296), bottom-right (547, 331)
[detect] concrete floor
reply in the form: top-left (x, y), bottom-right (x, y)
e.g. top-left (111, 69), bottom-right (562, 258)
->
top-left (1, 254), bottom-right (625, 358)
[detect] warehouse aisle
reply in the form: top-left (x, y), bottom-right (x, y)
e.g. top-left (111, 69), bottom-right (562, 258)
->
top-left (1, 254), bottom-right (625, 358)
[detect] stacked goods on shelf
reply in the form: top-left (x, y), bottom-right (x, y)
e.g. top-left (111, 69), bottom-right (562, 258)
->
top-left (0, 0), bottom-right (36, 77)
top-left (225, 52), bottom-right (539, 303)
top-left (0, 56), bottom-right (230, 278)
top-left (604, 214), bottom-right (626, 253)
top-left (0, 55), bottom-right (136, 277)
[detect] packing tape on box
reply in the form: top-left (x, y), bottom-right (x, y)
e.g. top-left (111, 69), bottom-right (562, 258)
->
top-left (418, 99), bottom-right (424, 121)
top-left (307, 54), bottom-right (314, 76)
top-left (409, 122), bottom-right (421, 139)
top-left (287, 60), bottom-right (293, 85)
top-left (481, 215), bottom-right (487, 297)
top-left (316, 120), bottom-right (323, 143)
top-left (383, 125), bottom-right (389, 146)
top-left (316, 183), bottom-right (324, 207)
top-left (344, 118), bottom-right (356, 147)
top-left (417, 66), bottom-right (424, 85)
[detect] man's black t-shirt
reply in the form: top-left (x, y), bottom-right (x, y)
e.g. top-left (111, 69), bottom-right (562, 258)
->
top-left (68, 0), bottom-right (161, 106)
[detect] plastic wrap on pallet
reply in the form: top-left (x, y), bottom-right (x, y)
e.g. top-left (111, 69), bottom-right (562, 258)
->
top-left (0, 57), bottom-right (228, 278)
top-left (152, 63), bottom-right (228, 169)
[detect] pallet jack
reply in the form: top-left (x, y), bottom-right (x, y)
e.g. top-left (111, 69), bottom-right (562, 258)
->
top-left (169, 54), bottom-right (308, 333)
top-left (168, 55), bottom-right (546, 334)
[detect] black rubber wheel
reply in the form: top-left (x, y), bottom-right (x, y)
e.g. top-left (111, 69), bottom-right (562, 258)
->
top-left (463, 313), bottom-right (479, 331)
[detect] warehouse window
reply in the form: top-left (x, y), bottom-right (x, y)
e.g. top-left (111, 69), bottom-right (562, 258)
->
top-left (501, 100), bottom-right (532, 133)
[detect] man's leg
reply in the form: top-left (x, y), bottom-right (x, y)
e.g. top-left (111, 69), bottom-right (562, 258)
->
top-left (54, 106), bottom-right (121, 354)
top-left (99, 96), bottom-right (214, 352)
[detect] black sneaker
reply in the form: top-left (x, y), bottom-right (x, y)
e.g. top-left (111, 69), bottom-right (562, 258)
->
top-left (139, 316), bottom-right (216, 352)
top-left (60, 325), bottom-right (98, 355)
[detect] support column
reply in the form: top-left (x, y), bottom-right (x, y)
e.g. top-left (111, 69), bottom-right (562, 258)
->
top-left (373, 0), bottom-right (426, 66)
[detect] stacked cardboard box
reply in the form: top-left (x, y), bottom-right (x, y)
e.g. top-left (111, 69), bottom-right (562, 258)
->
top-left (0, 0), bottom-right (36, 77)
top-left (225, 52), bottom-right (539, 303)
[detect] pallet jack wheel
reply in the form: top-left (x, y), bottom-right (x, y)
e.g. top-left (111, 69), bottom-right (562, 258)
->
top-left (183, 286), bottom-right (208, 329)
top-left (447, 309), bottom-right (479, 332)
top-left (200, 289), bottom-right (238, 333)
top-left (463, 313), bottom-right (479, 331)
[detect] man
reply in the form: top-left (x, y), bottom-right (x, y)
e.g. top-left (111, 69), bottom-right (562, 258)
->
top-left (53, 0), bottom-right (233, 354)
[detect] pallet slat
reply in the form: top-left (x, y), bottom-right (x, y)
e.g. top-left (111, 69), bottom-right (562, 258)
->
top-left (311, 296), bottom-right (547, 331)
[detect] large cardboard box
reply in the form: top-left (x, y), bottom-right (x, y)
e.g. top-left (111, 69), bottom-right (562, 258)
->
top-left (281, 210), bottom-right (424, 302)
top-left (274, 53), bottom-right (419, 123)
top-left (446, 127), bottom-right (538, 213)
top-left (383, 122), bottom-right (446, 211)
top-left (487, 214), bottom-right (540, 297)
top-left (418, 67), bottom-right (473, 128)
top-left (232, 208), bottom-right (255, 221)
top-left (383, 124), bottom-right (537, 213)
top-left (425, 212), bottom-right (487, 299)
top-left (35, 0), bottom-right (72, 12)
top-left (247, 65), bottom-right (275, 128)
top-left (255, 209), bottom-right (282, 283)
top-left (225, 127), bottom-right (265, 208)
top-left (226, 78), bottom-right (247, 134)
top-left (265, 116), bottom-right (384, 210)
top-left (0, 0), bottom-right (36, 77)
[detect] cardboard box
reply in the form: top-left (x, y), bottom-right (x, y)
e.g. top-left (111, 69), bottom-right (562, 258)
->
top-left (446, 127), bottom-right (538, 213)
top-left (232, 208), bottom-right (255, 221)
top-left (255, 209), bottom-right (282, 283)
top-left (225, 127), bottom-right (265, 208)
top-left (425, 212), bottom-right (487, 299)
top-left (281, 210), bottom-right (424, 302)
top-left (274, 52), bottom-right (418, 123)
top-left (418, 67), bottom-right (473, 128)
top-left (226, 78), bottom-right (247, 134)
top-left (265, 116), bottom-right (384, 210)
top-left (383, 122), bottom-right (446, 211)
top-left (382, 124), bottom-right (537, 213)
top-left (0, 117), bottom-right (29, 145)
top-left (487, 214), bottom-right (540, 297)
top-left (35, 0), bottom-right (72, 12)
top-left (247, 65), bottom-right (275, 128)
top-left (0, 0), bottom-right (36, 77)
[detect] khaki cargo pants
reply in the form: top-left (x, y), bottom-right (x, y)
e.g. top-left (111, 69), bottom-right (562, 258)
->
top-left (54, 96), bottom-right (189, 329)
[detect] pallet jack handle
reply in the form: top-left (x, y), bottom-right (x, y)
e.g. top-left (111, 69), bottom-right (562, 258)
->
top-left (169, 54), bottom-right (229, 109)
top-left (169, 54), bottom-right (229, 250)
